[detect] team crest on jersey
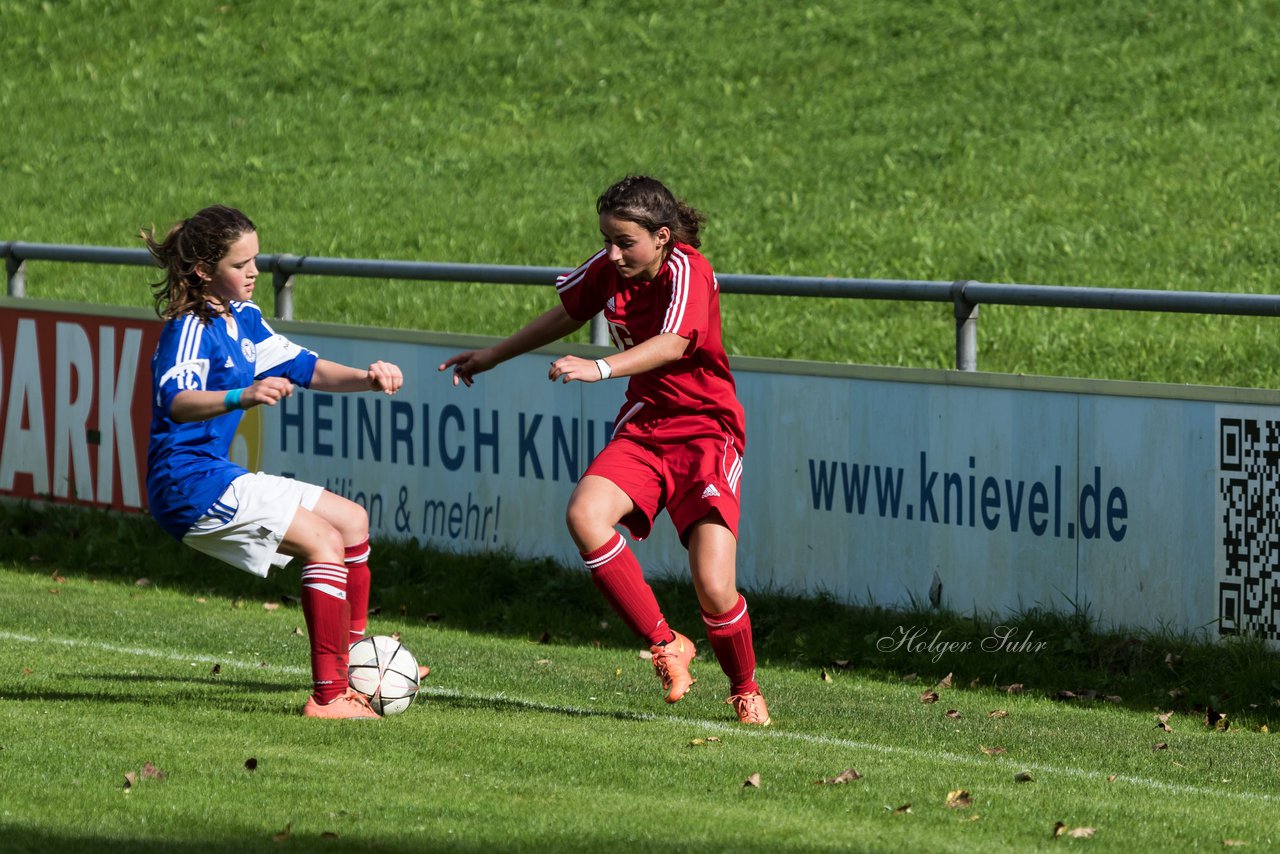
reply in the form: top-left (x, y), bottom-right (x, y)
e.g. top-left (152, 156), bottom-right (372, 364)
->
top-left (241, 338), bottom-right (256, 363)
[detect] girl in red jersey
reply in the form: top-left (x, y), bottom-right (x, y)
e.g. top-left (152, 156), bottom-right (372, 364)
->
top-left (439, 176), bottom-right (769, 725)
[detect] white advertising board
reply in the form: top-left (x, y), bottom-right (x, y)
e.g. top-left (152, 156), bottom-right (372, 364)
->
top-left (3, 301), bottom-right (1277, 642)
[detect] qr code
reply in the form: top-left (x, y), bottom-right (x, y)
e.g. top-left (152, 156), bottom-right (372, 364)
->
top-left (1217, 416), bottom-right (1280, 641)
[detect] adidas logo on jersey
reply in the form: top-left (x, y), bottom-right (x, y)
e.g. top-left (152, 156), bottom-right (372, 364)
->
top-left (224, 356), bottom-right (235, 368)
top-left (701, 484), bottom-right (721, 499)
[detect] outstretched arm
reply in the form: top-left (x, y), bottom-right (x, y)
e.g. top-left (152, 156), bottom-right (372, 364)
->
top-left (309, 359), bottom-right (403, 394)
top-left (439, 304), bottom-right (585, 387)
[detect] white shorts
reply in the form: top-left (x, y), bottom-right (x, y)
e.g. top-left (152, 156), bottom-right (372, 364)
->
top-left (182, 472), bottom-right (324, 578)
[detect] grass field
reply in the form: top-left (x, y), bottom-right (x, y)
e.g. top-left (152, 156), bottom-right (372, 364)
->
top-left (2, 503), bottom-right (1279, 851)
top-left (5, 3), bottom-right (1280, 850)
top-left (3, 562), bottom-right (1279, 852)
top-left (4, 0), bottom-right (1280, 386)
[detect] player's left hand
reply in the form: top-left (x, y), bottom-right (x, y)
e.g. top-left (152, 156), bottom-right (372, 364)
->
top-left (367, 360), bottom-right (403, 394)
top-left (548, 355), bottom-right (602, 384)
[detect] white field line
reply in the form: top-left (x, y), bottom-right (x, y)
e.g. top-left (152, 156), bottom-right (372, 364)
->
top-left (5, 630), bottom-right (1277, 805)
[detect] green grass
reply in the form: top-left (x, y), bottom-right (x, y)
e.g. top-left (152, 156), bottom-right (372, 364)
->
top-left (4, 0), bottom-right (1280, 385)
top-left (2, 502), bottom-right (1278, 851)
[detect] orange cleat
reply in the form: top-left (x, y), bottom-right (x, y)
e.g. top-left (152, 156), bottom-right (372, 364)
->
top-left (302, 689), bottom-right (380, 720)
top-left (650, 631), bottom-right (696, 703)
top-left (727, 691), bottom-right (771, 726)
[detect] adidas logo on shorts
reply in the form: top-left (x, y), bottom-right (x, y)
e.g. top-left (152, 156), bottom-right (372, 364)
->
top-left (701, 483), bottom-right (721, 499)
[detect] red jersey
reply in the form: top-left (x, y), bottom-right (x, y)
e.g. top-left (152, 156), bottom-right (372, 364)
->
top-left (556, 243), bottom-right (746, 450)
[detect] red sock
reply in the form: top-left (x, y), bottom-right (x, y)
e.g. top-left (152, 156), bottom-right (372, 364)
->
top-left (702, 594), bottom-right (759, 695)
top-left (583, 532), bottom-right (674, 647)
top-left (301, 562), bottom-right (350, 704)
top-left (344, 538), bottom-right (372, 644)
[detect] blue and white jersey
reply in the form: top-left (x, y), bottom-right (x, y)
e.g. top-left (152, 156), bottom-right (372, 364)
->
top-left (146, 301), bottom-right (318, 539)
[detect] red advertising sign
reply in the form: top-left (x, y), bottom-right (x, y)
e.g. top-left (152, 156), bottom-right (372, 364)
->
top-left (0, 306), bottom-right (161, 511)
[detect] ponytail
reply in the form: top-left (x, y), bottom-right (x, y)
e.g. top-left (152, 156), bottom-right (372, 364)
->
top-left (597, 176), bottom-right (705, 248)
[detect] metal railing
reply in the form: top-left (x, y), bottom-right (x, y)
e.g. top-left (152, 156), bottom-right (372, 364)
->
top-left (7, 239), bottom-right (1280, 372)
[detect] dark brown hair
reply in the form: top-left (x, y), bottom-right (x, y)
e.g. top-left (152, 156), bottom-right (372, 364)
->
top-left (596, 175), bottom-right (705, 249)
top-left (141, 205), bottom-right (256, 324)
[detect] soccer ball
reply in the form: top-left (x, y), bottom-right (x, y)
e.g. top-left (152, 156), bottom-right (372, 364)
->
top-left (348, 635), bottom-right (420, 716)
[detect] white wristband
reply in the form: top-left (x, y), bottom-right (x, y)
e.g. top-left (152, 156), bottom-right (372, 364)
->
top-left (595, 358), bottom-right (613, 380)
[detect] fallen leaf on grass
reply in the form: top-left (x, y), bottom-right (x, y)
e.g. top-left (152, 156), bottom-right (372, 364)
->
top-left (50, 571), bottom-right (66, 583)
top-left (1222, 840), bottom-right (1248, 847)
top-left (1001, 683), bottom-right (1024, 694)
top-left (533, 659), bottom-right (551, 666)
top-left (1204, 707), bottom-right (1229, 731)
top-left (123, 772), bottom-right (136, 791)
top-left (135, 578), bottom-right (151, 587)
top-left (272, 823), bottom-right (292, 842)
top-left (979, 746), bottom-right (1006, 756)
top-left (1106, 774), bottom-right (1117, 782)
top-left (832, 659), bottom-right (851, 669)
top-left (919, 690), bottom-right (940, 704)
top-left (988, 709), bottom-right (1009, 719)
top-left (688, 737), bottom-right (721, 748)
top-left (262, 602), bottom-right (279, 612)
top-left (891, 803), bottom-right (912, 814)
top-left (820, 669), bottom-right (833, 683)
top-left (1168, 687), bottom-right (1187, 700)
top-left (210, 664), bottom-right (221, 676)
top-left (936, 672), bottom-right (953, 690)
top-left (141, 762), bottom-right (167, 781)
top-left (945, 709), bottom-right (961, 719)
top-left (47, 589), bottom-right (60, 595)
top-left (1152, 742), bottom-right (1169, 751)
top-left (292, 627), bottom-right (304, 636)
top-left (945, 789), bottom-right (972, 809)
top-left (244, 758), bottom-right (258, 771)
top-left (743, 773), bottom-right (761, 788)
top-left (1068, 827), bottom-right (1096, 838)
top-left (900, 672), bottom-right (918, 683)
top-left (638, 650), bottom-right (654, 660)
top-left (815, 768), bottom-right (862, 785)
top-left (1013, 771), bottom-right (1034, 783)
top-left (195, 597), bottom-right (207, 604)
top-left (320, 832), bottom-right (339, 840)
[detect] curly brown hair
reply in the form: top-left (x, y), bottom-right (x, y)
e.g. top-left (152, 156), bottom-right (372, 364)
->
top-left (141, 205), bottom-right (256, 324)
top-left (596, 175), bottom-right (705, 249)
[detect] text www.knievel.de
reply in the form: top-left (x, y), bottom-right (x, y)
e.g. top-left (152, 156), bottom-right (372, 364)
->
top-left (807, 452), bottom-right (1128, 542)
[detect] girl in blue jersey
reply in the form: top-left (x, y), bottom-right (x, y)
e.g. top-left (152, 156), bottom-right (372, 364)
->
top-left (144, 204), bottom-right (413, 719)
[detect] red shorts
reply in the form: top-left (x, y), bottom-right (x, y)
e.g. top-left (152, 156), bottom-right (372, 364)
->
top-left (585, 413), bottom-right (744, 545)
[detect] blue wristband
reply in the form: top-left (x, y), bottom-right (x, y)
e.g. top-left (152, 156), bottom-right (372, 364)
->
top-left (224, 388), bottom-right (245, 411)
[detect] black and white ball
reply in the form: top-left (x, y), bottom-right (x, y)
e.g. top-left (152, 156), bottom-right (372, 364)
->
top-left (348, 635), bottom-right (420, 716)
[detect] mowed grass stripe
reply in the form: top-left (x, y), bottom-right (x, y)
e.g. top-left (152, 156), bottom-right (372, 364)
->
top-left (3, 627), bottom-right (1275, 808)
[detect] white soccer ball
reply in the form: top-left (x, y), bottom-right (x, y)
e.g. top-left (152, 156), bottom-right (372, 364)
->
top-left (348, 635), bottom-right (420, 716)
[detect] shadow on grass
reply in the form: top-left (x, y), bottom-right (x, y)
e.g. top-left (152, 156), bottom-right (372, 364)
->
top-left (4, 500), bottom-right (1279, 727)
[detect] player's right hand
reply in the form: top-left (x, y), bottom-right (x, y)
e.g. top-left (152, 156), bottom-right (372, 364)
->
top-left (438, 349), bottom-right (494, 387)
top-left (243, 376), bottom-right (295, 407)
